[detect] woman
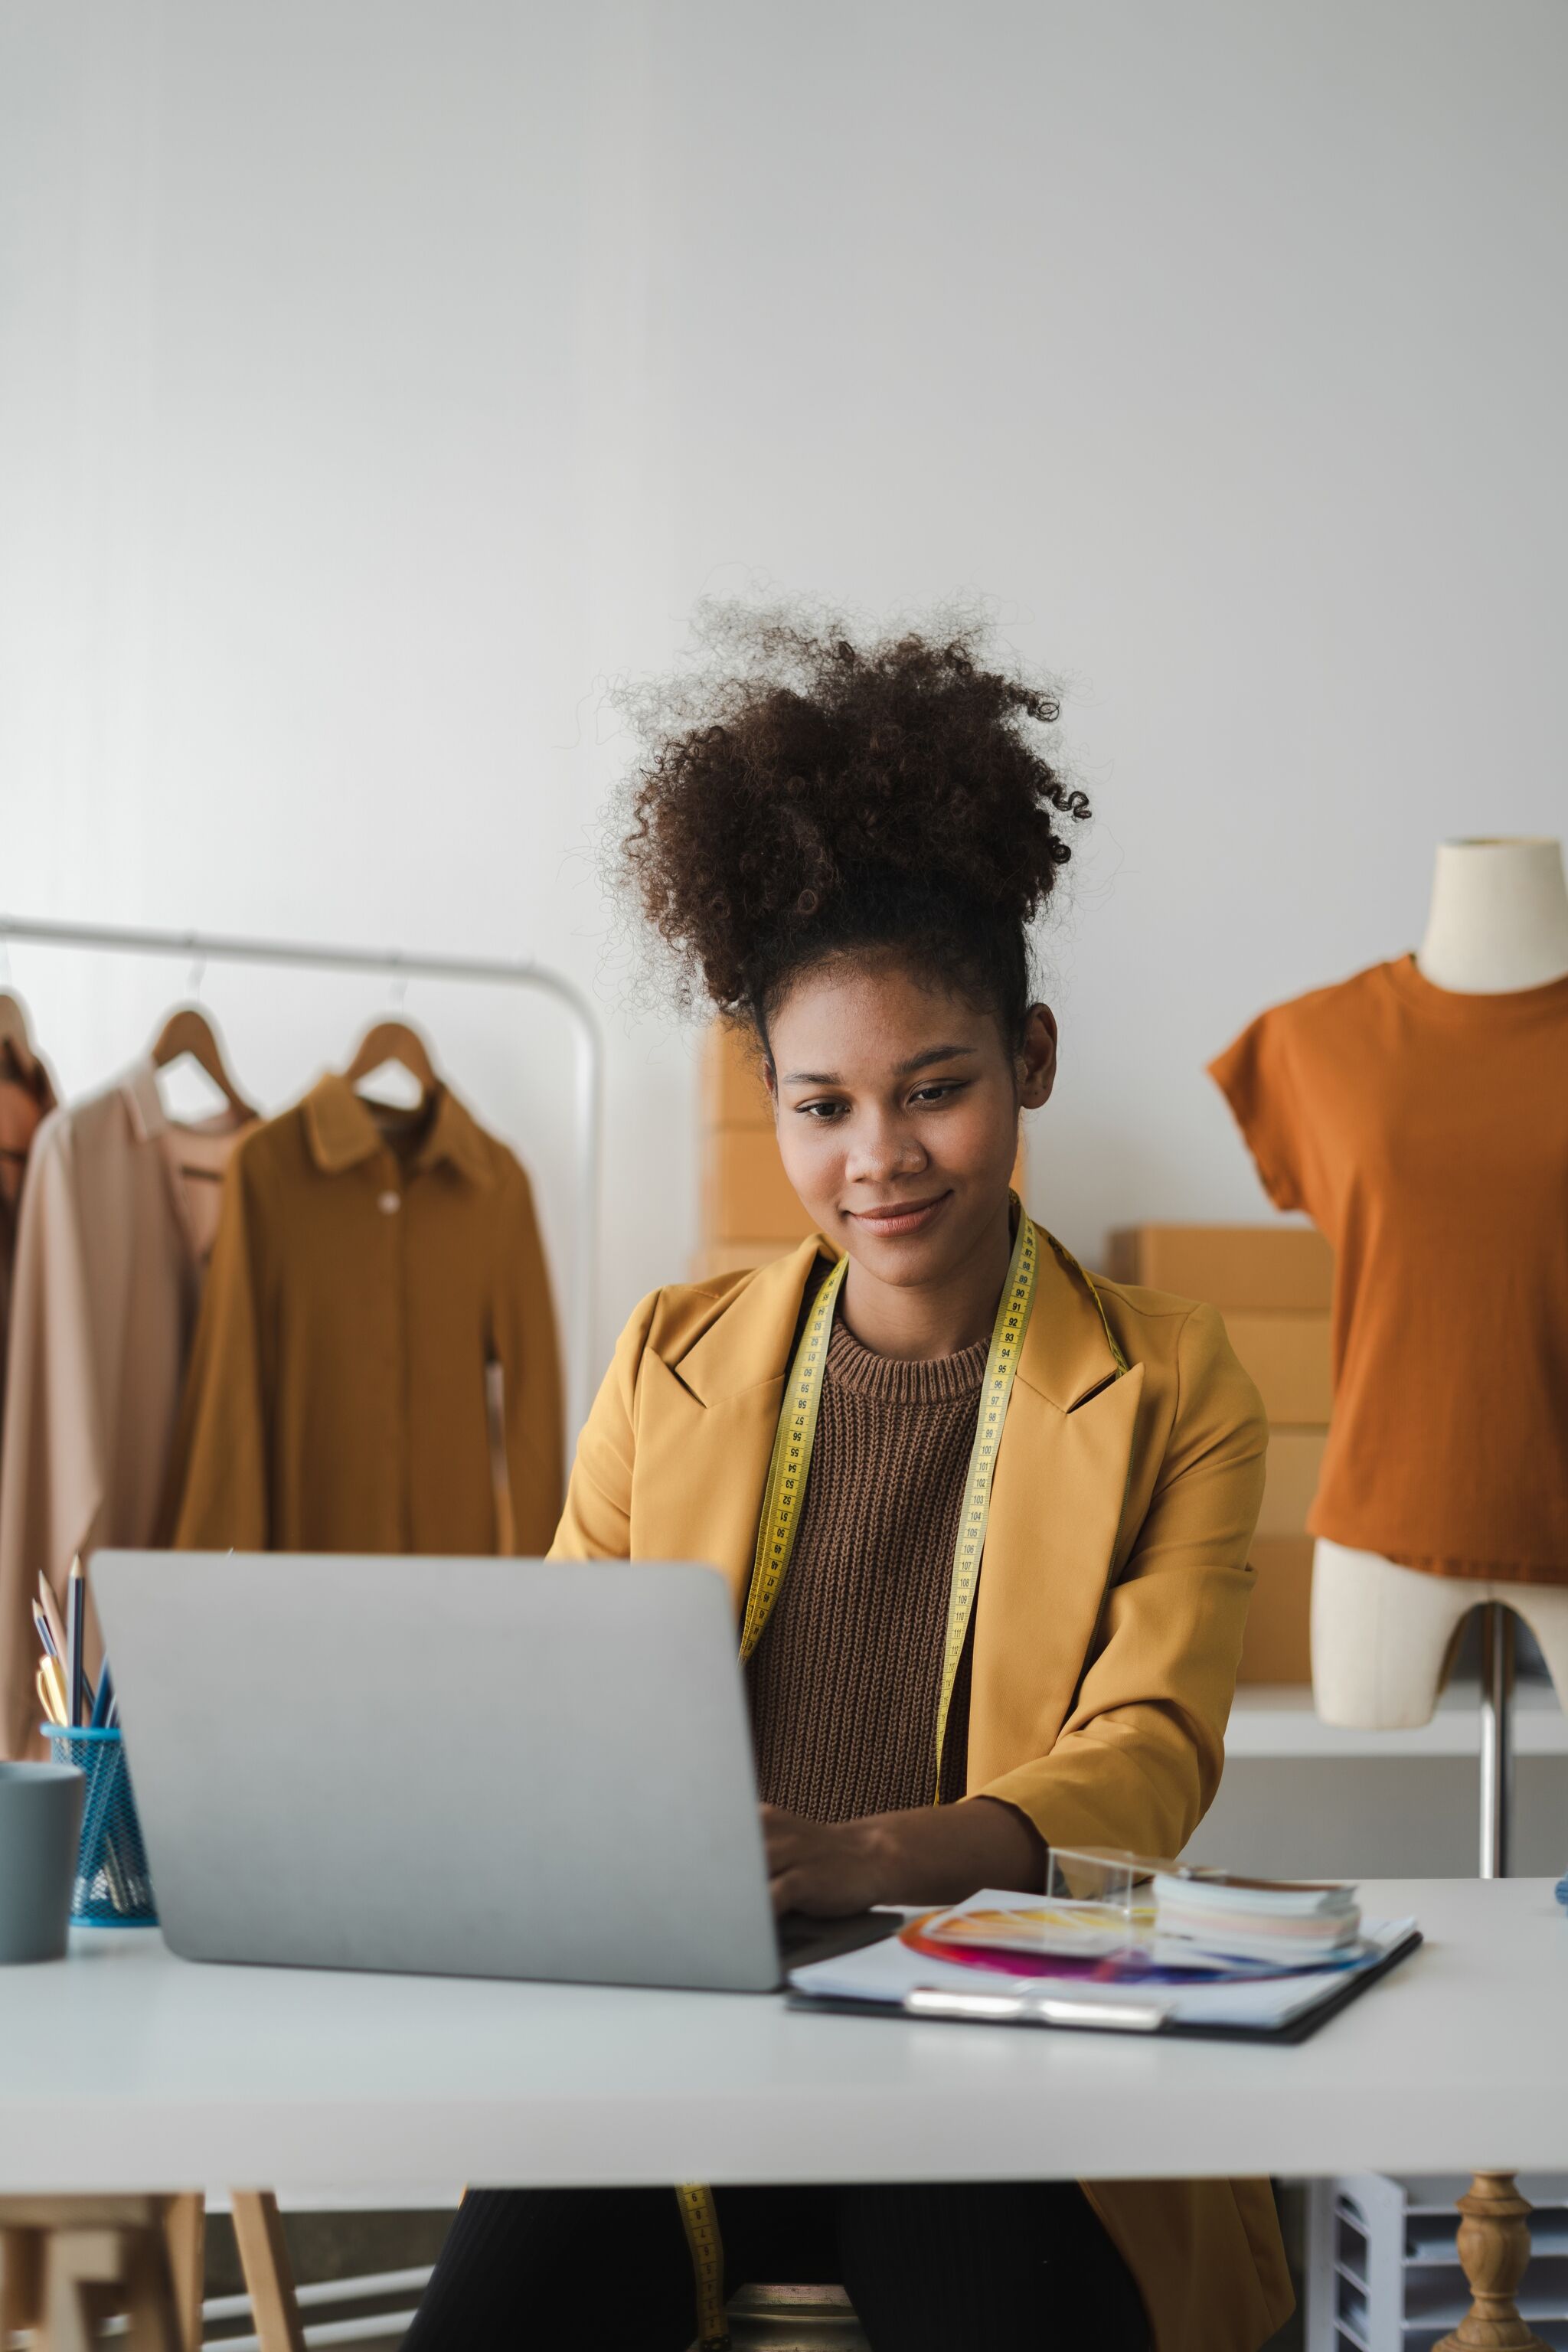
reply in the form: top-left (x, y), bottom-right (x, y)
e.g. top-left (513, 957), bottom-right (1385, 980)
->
top-left (407, 611), bottom-right (1291, 2352)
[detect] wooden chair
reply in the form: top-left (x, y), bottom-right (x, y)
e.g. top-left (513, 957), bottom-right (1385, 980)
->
top-left (0, 2189), bottom-right (303, 2352)
top-left (721, 2282), bottom-right (869, 2348)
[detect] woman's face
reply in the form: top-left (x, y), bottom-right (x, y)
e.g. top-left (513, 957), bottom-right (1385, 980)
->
top-left (764, 953), bottom-right (1057, 1292)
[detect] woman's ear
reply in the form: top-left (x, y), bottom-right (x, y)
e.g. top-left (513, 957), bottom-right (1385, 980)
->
top-left (1016, 1004), bottom-right (1057, 1111)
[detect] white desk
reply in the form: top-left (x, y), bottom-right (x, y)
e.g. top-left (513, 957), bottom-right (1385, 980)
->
top-left (2, 1879), bottom-right (1563, 2197)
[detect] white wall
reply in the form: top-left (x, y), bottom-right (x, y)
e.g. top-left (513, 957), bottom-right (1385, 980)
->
top-left (5, 0), bottom-right (1566, 1400)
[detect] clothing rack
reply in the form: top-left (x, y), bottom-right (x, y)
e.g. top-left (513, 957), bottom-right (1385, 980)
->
top-left (0, 913), bottom-right (603, 1454)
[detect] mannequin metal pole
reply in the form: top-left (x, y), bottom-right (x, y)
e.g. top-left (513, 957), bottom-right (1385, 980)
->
top-left (1478, 1602), bottom-right (1515, 1879)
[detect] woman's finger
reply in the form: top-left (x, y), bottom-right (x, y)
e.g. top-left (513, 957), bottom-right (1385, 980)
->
top-left (761, 1808), bottom-right (806, 1864)
top-left (769, 1864), bottom-right (806, 1916)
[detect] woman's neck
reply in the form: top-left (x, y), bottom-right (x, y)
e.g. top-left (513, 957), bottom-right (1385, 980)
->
top-left (838, 1200), bottom-right (1014, 1361)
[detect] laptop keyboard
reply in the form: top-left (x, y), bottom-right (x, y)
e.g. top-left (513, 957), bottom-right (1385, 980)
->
top-left (776, 1910), bottom-right (896, 1968)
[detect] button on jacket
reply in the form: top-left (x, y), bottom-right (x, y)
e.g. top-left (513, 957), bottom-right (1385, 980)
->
top-left (551, 1236), bottom-right (1289, 2352)
top-left (168, 1076), bottom-right (562, 1558)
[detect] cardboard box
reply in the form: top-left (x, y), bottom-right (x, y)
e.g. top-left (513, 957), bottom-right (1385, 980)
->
top-left (701, 1024), bottom-right (773, 1129)
top-left (1223, 1312), bottom-right (1333, 1426)
top-left (690, 1238), bottom-right (802, 1281)
top-left (1237, 1535), bottom-right (1314, 1684)
top-left (1257, 1428), bottom-right (1327, 1537)
top-left (1105, 1224), bottom-right (1332, 1313)
top-left (703, 1128), bottom-right (816, 1241)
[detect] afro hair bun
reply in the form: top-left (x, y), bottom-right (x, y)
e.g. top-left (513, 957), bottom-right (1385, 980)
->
top-left (613, 601), bottom-right (1089, 1037)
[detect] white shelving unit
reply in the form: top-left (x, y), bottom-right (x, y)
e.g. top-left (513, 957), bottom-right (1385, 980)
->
top-left (1227, 1684), bottom-right (1568, 1762)
top-left (1190, 1684), bottom-right (1568, 1877)
top-left (1306, 2174), bottom-right (1568, 2352)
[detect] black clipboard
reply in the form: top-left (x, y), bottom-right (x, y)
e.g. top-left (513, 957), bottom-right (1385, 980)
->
top-left (784, 1926), bottom-right (1423, 2044)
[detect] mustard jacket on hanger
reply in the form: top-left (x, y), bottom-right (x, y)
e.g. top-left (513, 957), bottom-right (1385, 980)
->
top-left (170, 1076), bottom-right (563, 1559)
top-left (551, 1233), bottom-right (1292, 2352)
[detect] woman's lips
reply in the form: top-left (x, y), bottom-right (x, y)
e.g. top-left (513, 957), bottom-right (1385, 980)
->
top-left (844, 1191), bottom-right (952, 1236)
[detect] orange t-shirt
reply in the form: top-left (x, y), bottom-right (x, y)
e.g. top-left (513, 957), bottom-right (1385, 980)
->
top-left (1209, 956), bottom-right (1568, 1581)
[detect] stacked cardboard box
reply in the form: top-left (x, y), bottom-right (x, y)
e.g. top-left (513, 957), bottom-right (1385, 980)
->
top-left (1105, 1225), bottom-right (1334, 1685)
top-left (694, 1025), bottom-right (815, 1279)
top-left (694, 1024), bottom-right (1027, 1281)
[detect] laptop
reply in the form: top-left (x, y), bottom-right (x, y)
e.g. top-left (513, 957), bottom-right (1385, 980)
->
top-left (91, 1551), bottom-right (894, 1993)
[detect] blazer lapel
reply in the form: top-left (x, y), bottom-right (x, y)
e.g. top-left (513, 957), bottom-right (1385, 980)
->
top-left (630, 1241), bottom-right (828, 1619)
top-left (966, 1237), bottom-right (1146, 1790)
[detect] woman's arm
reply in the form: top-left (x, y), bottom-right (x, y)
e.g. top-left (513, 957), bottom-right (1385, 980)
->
top-left (976, 1302), bottom-right (1265, 1862)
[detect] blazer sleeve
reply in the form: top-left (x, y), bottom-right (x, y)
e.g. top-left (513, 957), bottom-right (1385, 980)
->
top-left (166, 1144), bottom-right (275, 1550)
top-left (547, 1289), bottom-right (661, 1561)
top-left (975, 1302), bottom-right (1266, 1861)
top-left (493, 1159), bottom-right (565, 1555)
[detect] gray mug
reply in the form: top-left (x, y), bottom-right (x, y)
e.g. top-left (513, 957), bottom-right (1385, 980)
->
top-left (0, 1762), bottom-right (84, 1963)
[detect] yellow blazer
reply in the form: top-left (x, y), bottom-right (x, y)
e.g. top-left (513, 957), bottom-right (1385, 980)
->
top-left (550, 1232), bottom-right (1293, 2352)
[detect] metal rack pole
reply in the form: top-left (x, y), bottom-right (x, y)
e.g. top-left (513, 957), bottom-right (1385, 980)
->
top-left (0, 914), bottom-right (603, 1453)
top-left (1478, 1601), bottom-right (1515, 1879)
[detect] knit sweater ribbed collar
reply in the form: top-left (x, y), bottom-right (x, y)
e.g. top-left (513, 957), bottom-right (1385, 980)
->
top-left (825, 1313), bottom-right (989, 1403)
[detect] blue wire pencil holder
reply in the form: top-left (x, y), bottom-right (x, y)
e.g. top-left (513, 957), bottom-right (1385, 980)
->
top-left (43, 1725), bottom-right (157, 1926)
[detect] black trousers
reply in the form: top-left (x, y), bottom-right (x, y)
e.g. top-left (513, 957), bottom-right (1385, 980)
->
top-left (402, 2179), bottom-right (1151, 2351)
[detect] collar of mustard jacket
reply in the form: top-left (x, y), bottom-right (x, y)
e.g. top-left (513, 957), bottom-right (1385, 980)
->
top-left (638, 1232), bottom-right (1148, 1777)
top-left (301, 1073), bottom-right (496, 1186)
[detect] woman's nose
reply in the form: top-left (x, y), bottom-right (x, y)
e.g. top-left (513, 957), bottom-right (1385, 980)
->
top-left (844, 1120), bottom-right (927, 1184)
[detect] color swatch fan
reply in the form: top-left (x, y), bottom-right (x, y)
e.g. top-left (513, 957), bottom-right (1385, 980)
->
top-left (1153, 1872), bottom-right (1360, 1965)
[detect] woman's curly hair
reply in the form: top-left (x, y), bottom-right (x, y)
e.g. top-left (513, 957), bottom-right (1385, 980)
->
top-left (613, 601), bottom-right (1089, 1050)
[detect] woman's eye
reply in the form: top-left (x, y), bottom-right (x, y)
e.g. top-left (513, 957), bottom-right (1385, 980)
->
top-left (910, 1082), bottom-right (962, 1105)
top-left (796, 1099), bottom-right (846, 1121)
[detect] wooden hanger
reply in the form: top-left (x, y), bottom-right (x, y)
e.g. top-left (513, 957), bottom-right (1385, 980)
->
top-left (341, 1019), bottom-right (439, 1105)
top-left (149, 1004), bottom-right (257, 1120)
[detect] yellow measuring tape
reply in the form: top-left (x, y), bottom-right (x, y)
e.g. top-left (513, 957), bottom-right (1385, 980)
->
top-left (737, 1248), bottom-right (848, 1665)
top-left (676, 2180), bottom-right (731, 2352)
top-left (680, 1199), bottom-right (1125, 2349)
top-left (740, 1200), bottom-right (1050, 1801)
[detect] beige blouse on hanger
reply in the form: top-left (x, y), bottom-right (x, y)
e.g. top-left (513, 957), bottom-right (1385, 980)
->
top-left (0, 1062), bottom-right (253, 1759)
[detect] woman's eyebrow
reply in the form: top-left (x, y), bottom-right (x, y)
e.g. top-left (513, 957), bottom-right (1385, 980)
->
top-left (779, 1044), bottom-right (978, 1086)
top-left (893, 1044), bottom-right (978, 1075)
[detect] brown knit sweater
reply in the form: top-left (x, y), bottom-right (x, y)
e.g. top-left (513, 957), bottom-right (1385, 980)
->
top-left (746, 1312), bottom-right (988, 1822)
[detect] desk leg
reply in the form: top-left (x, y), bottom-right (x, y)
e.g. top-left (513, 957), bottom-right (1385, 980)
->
top-left (1433, 2173), bottom-right (1547, 2352)
top-left (162, 2194), bottom-right (204, 2352)
top-left (121, 2223), bottom-right (181, 2351)
top-left (231, 2190), bottom-right (306, 2352)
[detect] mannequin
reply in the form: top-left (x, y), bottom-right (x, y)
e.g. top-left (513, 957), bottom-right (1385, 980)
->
top-left (1312, 838), bottom-right (1568, 1729)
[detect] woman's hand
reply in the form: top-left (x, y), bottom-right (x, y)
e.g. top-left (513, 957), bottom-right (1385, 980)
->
top-left (761, 1806), bottom-right (888, 1917)
top-left (761, 1796), bottom-right (1046, 1917)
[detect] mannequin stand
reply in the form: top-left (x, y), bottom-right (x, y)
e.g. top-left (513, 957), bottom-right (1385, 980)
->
top-left (1479, 1603), bottom-right (1516, 1880)
top-left (1433, 2174), bottom-right (1549, 2352)
top-left (1435, 1632), bottom-right (1544, 2350)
